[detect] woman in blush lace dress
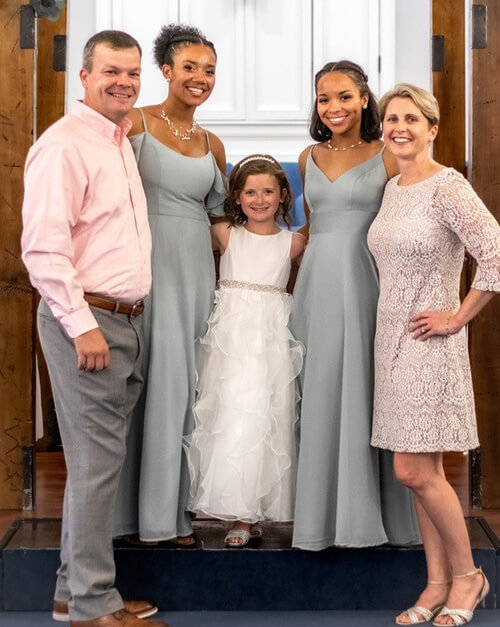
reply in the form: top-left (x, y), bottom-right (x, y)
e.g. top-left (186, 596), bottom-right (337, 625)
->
top-left (368, 84), bottom-right (500, 627)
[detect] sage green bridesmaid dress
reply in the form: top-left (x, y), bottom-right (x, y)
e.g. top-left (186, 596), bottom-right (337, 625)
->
top-left (114, 112), bottom-right (226, 541)
top-left (290, 147), bottom-right (420, 550)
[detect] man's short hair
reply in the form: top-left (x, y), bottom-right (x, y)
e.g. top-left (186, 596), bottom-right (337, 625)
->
top-left (82, 30), bottom-right (142, 71)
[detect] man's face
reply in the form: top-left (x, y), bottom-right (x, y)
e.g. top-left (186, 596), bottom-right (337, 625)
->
top-left (79, 43), bottom-right (141, 124)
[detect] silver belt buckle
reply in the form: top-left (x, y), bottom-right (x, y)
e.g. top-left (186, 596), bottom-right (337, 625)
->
top-left (129, 300), bottom-right (143, 318)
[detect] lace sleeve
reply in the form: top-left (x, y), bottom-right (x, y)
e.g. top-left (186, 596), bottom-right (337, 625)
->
top-left (434, 170), bottom-right (500, 292)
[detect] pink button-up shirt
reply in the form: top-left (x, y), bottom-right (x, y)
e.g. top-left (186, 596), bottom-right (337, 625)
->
top-left (22, 101), bottom-right (152, 338)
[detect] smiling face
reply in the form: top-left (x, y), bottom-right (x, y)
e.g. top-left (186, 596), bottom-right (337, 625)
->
top-left (79, 43), bottom-right (141, 124)
top-left (163, 43), bottom-right (216, 106)
top-left (316, 71), bottom-right (368, 137)
top-left (382, 97), bottom-right (438, 161)
top-left (237, 174), bottom-right (284, 226)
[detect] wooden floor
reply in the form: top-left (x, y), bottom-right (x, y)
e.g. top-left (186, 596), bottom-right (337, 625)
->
top-left (1, 451), bottom-right (499, 541)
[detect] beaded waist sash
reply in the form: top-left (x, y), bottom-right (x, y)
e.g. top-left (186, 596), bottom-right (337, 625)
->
top-left (219, 279), bottom-right (286, 294)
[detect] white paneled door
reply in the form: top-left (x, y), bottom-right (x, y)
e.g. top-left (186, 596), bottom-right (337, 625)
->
top-left (245, 0), bottom-right (312, 121)
top-left (180, 0), bottom-right (246, 120)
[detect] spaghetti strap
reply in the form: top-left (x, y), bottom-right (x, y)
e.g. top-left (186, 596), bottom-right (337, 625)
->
top-left (204, 130), bottom-right (211, 152)
top-left (139, 108), bottom-right (148, 132)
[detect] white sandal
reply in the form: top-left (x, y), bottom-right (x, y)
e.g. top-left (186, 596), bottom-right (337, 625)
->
top-left (432, 567), bottom-right (489, 626)
top-left (224, 528), bottom-right (251, 547)
top-left (395, 579), bottom-right (452, 625)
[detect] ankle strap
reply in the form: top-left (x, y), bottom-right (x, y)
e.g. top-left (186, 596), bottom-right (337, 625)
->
top-left (453, 566), bottom-right (482, 579)
top-left (428, 579), bottom-right (452, 585)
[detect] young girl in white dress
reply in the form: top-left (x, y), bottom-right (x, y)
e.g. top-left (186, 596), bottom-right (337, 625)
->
top-left (185, 155), bottom-right (306, 546)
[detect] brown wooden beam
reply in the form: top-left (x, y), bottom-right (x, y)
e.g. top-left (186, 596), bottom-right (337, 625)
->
top-left (471, 0), bottom-right (500, 508)
top-left (432, 0), bottom-right (466, 173)
top-left (0, 2), bottom-right (35, 509)
top-left (34, 7), bottom-right (67, 453)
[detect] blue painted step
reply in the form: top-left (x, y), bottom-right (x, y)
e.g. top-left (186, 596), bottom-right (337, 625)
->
top-left (1, 612), bottom-right (500, 627)
top-left (1, 518), bottom-right (498, 611)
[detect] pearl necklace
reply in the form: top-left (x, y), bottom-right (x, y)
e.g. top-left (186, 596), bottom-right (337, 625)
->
top-left (160, 108), bottom-right (198, 141)
top-left (327, 138), bottom-right (363, 151)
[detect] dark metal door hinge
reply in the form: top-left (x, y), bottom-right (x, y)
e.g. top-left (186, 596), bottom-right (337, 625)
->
top-left (53, 34), bottom-right (66, 71)
top-left (472, 4), bottom-right (487, 49)
top-left (23, 445), bottom-right (34, 510)
top-left (432, 35), bottom-right (445, 72)
top-left (20, 4), bottom-right (36, 49)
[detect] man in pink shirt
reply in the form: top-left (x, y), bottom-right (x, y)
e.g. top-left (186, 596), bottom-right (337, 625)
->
top-left (22, 31), bottom-right (167, 627)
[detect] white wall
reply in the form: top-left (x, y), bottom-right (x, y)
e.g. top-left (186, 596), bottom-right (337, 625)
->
top-left (65, 0), bottom-right (432, 162)
top-left (394, 0), bottom-right (432, 91)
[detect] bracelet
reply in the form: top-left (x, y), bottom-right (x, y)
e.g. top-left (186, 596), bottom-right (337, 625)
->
top-left (445, 316), bottom-right (451, 337)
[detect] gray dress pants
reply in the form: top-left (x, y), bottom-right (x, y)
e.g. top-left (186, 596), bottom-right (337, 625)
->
top-left (37, 299), bottom-right (144, 621)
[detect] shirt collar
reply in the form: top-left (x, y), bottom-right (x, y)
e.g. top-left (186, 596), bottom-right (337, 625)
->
top-left (70, 101), bottom-right (133, 145)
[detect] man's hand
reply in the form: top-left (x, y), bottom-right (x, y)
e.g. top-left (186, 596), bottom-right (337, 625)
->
top-left (73, 328), bottom-right (110, 372)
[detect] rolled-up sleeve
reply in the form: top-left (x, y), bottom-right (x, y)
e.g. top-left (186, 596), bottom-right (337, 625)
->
top-left (21, 141), bottom-right (98, 338)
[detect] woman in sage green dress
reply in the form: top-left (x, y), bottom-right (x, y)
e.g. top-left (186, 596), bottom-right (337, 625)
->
top-left (290, 61), bottom-right (420, 550)
top-left (114, 25), bottom-right (226, 545)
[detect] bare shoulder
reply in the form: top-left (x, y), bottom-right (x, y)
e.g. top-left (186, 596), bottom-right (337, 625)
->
top-left (290, 231), bottom-right (306, 260)
top-left (126, 108), bottom-right (146, 136)
top-left (298, 144), bottom-right (316, 174)
top-left (299, 144), bottom-right (315, 165)
top-left (212, 220), bottom-right (232, 251)
top-left (205, 130), bottom-right (226, 172)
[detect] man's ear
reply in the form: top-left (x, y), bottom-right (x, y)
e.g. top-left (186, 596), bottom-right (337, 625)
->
top-left (79, 68), bottom-right (88, 88)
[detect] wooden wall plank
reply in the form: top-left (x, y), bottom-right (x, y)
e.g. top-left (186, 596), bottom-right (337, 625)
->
top-left (36, 7), bottom-right (66, 138)
top-left (431, 1), bottom-right (474, 503)
top-left (432, 0), bottom-right (466, 173)
top-left (0, 2), bottom-right (35, 509)
top-left (471, 0), bottom-right (500, 508)
top-left (34, 7), bottom-right (67, 453)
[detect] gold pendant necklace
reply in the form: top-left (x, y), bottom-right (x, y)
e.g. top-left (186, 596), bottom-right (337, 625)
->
top-left (327, 138), bottom-right (363, 151)
top-left (160, 108), bottom-right (198, 141)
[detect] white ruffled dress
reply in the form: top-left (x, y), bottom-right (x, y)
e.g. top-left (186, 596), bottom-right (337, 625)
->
top-left (185, 226), bottom-right (303, 523)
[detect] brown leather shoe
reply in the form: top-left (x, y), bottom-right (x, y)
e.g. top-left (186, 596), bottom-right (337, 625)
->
top-left (53, 600), bottom-right (158, 621)
top-left (70, 609), bottom-right (169, 626)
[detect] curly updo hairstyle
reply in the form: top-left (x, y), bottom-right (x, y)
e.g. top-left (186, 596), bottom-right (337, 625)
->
top-left (153, 23), bottom-right (217, 68)
top-left (309, 60), bottom-right (381, 143)
top-left (225, 155), bottom-right (293, 229)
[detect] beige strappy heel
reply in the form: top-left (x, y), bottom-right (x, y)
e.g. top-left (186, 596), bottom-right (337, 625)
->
top-left (432, 567), bottom-right (489, 626)
top-left (395, 579), bottom-right (452, 625)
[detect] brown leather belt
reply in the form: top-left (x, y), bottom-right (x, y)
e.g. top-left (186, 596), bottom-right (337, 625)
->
top-left (84, 293), bottom-right (144, 317)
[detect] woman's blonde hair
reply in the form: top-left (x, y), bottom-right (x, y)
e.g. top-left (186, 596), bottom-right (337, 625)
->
top-left (379, 84), bottom-right (440, 127)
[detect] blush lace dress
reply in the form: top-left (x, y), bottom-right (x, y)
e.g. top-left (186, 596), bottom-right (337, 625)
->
top-left (368, 168), bottom-right (500, 452)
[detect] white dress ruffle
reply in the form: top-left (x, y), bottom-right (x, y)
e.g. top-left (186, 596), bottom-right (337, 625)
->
top-left (184, 227), bottom-right (303, 523)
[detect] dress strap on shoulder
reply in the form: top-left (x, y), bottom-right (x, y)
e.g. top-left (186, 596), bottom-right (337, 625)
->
top-left (205, 130), bottom-right (211, 151)
top-left (138, 108), bottom-right (148, 132)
